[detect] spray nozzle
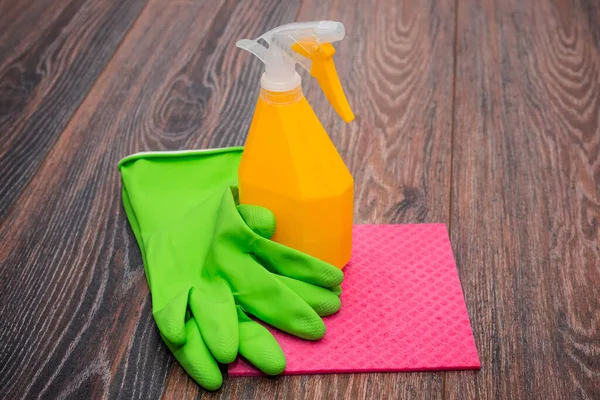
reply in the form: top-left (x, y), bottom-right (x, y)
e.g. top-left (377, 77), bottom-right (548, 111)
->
top-left (236, 21), bottom-right (354, 123)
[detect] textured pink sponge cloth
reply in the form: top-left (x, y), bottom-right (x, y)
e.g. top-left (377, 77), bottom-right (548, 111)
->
top-left (229, 224), bottom-right (480, 376)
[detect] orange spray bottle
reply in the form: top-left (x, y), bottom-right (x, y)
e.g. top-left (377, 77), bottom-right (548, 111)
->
top-left (236, 21), bottom-right (354, 269)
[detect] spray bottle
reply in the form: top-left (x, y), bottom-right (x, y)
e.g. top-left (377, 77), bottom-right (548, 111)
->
top-left (237, 21), bottom-right (354, 269)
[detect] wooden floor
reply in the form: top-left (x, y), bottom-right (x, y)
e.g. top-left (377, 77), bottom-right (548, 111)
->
top-left (0, 0), bottom-right (599, 398)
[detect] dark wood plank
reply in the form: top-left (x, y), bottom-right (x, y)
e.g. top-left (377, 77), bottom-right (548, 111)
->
top-left (0, 0), bottom-right (302, 398)
top-left (0, 0), bottom-right (147, 222)
top-left (203, 374), bottom-right (442, 400)
top-left (448, 0), bottom-right (600, 398)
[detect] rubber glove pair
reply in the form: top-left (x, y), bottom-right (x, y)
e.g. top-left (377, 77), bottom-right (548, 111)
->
top-left (118, 148), bottom-right (343, 390)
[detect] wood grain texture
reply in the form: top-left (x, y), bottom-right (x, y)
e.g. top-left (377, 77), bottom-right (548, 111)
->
top-left (197, 374), bottom-right (441, 400)
top-left (448, 0), bottom-right (600, 398)
top-left (0, 0), bottom-right (147, 223)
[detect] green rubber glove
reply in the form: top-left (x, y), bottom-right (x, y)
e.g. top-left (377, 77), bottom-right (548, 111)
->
top-left (118, 148), bottom-right (344, 390)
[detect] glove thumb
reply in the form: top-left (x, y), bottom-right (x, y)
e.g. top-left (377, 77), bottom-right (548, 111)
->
top-left (237, 204), bottom-right (276, 239)
top-left (152, 289), bottom-right (189, 346)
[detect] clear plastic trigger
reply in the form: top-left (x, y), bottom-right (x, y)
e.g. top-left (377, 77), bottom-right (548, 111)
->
top-left (236, 39), bottom-right (268, 63)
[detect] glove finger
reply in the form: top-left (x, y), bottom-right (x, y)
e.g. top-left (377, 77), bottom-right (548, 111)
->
top-left (275, 275), bottom-right (341, 317)
top-left (229, 253), bottom-right (327, 340)
top-left (153, 289), bottom-right (189, 346)
top-left (189, 281), bottom-right (238, 364)
top-left (237, 204), bottom-right (276, 239)
top-left (331, 285), bottom-right (342, 297)
top-left (252, 236), bottom-right (344, 288)
top-left (237, 307), bottom-right (285, 375)
top-left (162, 319), bottom-right (222, 391)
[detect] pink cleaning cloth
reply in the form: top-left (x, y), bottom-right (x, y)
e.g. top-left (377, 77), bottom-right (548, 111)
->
top-left (229, 224), bottom-right (480, 376)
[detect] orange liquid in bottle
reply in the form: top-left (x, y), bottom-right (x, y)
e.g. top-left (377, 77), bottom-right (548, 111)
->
top-left (239, 86), bottom-right (353, 268)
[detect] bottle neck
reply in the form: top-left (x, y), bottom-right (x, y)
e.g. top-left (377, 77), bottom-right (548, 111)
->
top-left (260, 85), bottom-right (303, 105)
